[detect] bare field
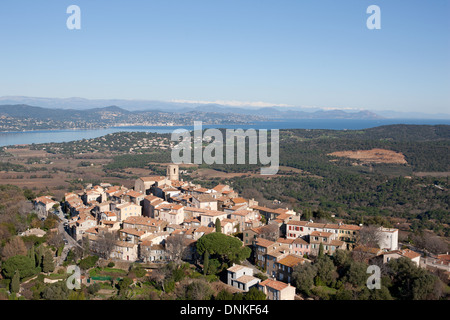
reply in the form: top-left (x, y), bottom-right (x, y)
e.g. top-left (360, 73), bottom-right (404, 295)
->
top-left (328, 148), bottom-right (407, 164)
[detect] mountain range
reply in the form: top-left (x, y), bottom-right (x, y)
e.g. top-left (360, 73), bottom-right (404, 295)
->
top-left (1, 96), bottom-right (448, 120)
top-left (0, 96), bottom-right (388, 120)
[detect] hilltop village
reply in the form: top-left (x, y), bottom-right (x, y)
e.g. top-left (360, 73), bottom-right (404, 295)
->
top-left (32, 164), bottom-right (427, 300)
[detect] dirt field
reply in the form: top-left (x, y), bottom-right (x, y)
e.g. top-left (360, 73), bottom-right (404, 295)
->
top-left (328, 148), bottom-right (407, 165)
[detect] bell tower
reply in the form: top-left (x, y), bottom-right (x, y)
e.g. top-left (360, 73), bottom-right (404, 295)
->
top-left (167, 164), bottom-right (179, 181)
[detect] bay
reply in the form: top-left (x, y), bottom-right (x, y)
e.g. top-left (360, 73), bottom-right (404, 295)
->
top-left (1, 118), bottom-right (449, 147)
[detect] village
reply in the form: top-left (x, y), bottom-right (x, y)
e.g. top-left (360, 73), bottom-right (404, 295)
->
top-left (31, 163), bottom-right (447, 300)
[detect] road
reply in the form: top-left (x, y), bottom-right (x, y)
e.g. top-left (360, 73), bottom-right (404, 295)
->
top-left (54, 208), bottom-right (82, 266)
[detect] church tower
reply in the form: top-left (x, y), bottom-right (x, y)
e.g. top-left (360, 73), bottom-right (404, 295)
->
top-left (167, 164), bottom-right (179, 181)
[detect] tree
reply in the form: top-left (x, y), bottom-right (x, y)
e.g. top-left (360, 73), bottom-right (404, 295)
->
top-left (78, 255), bottom-right (99, 270)
top-left (42, 249), bottom-right (55, 273)
top-left (358, 225), bottom-right (381, 248)
top-left (92, 232), bottom-right (117, 259)
top-left (196, 232), bottom-right (251, 265)
top-left (41, 281), bottom-right (69, 300)
top-left (318, 243), bottom-right (324, 258)
top-left (1, 255), bottom-right (39, 279)
top-left (216, 289), bottom-right (233, 300)
top-left (345, 261), bottom-right (368, 287)
top-left (388, 257), bottom-right (443, 300)
top-left (292, 263), bottom-right (317, 296)
top-left (245, 287), bottom-right (266, 300)
top-left (215, 218), bottom-right (222, 233)
top-left (11, 270), bottom-right (20, 294)
top-left (1, 236), bottom-right (27, 261)
top-left (315, 256), bottom-right (337, 286)
top-left (182, 279), bottom-right (213, 300)
top-left (203, 250), bottom-right (210, 275)
top-left (117, 276), bottom-right (133, 297)
top-left (165, 234), bottom-right (188, 265)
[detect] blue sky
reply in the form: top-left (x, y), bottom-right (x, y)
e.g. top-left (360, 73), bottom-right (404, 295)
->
top-left (0, 0), bottom-right (449, 113)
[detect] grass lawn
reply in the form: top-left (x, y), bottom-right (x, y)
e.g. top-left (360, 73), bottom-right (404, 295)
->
top-left (89, 267), bottom-right (127, 278)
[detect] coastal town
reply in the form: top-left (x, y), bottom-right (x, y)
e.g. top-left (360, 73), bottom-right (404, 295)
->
top-left (30, 163), bottom-right (448, 300)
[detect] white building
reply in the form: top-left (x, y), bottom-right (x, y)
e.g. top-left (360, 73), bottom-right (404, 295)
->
top-left (378, 227), bottom-right (398, 251)
top-left (227, 264), bottom-right (261, 292)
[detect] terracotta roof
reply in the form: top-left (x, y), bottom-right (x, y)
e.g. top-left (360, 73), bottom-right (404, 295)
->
top-left (236, 275), bottom-right (259, 284)
top-left (120, 228), bottom-right (146, 237)
top-left (311, 231), bottom-right (333, 237)
top-left (140, 176), bottom-right (166, 182)
top-left (255, 238), bottom-right (276, 248)
top-left (126, 190), bottom-right (144, 198)
top-left (293, 237), bottom-right (309, 245)
top-left (339, 224), bottom-right (361, 231)
top-left (230, 209), bottom-right (253, 217)
top-left (278, 254), bottom-right (305, 267)
top-left (286, 220), bottom-right (309, 226)
top-left (228, 264), bottom-right (245, 273)
top-left (232, 197), bottom-right (247, 204)
top-left (259, 279), bottom-right (289, 291)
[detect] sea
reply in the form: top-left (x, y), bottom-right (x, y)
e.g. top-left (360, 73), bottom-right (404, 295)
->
top-left (1, 118), bottom-right (449, 147)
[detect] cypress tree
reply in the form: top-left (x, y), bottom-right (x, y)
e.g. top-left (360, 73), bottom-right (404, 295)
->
top-left (215, 218), bottom-right (222, 233)
top-left (203, 250), bottom-right (210, 275)
top-left (318, 243), bottom-right (324, 258)
top-left (42, 249), bottom-right (55, 273)
top-left (11, 270), bottom-right (20, 294)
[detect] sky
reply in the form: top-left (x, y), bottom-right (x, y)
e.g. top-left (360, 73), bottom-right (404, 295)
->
top-left (0, 0), bottom-right (449, 113)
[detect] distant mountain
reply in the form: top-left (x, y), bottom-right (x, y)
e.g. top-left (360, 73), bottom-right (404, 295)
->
top-left (373, 110), bottom-right (450, 120)
top-left (0, 104), bottom-right (131, 121)
top-left (0, 96), bottom-right (387, 120)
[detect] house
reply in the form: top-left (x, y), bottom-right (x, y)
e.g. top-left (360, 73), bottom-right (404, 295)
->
top-left (378, 227), bottom-right (399, 251)
top-left (338, 224), bottom-right (361, 250)
top-left (309, 231), bottom-right (346, 255)
top-left (119, 228), bottom-right (150, 244)
top-left (220, 218), bottom-right (238, 235)
top-left (158, 203), bottom-right (185, 225)
top-left (228, 209), bottom-right (261, 233)
top-left (99, 211), bottom-right (117, 222)
top-left (243, 224), bottom-right (280, 246)
top-left (257, 279), bottom-right (296, 300)
top-left (113, 202), bottom-right (142, 221)
top-left (198, 210), bottom-right (228, 228)
top-left (352, 245), bottom-right (384, 263)
top-left (124, 190), bottom-right (145, 206)
top-left (123, 216), bottom-right (167, 233)
top-left (99, 220), bottom-right (121, 232)
top-left (134, 176), bottom-right (167, 195)
top-left (139, 242), bottom-right (167, 262)
top-left (275, 254), bottom-right (309, 284)
top-left (286, 220), bottom-right (310, 239)
top-left (34, 196), bottom-right (58, 213)
top-left (70, 214), bottom-right (98, 241)
top-left (374, 249), bottom-right (421, 267)
top-left (227, 264), bottom-right (261, 292)
top-left (265, 244), bottom-right (291, 279)
top-left (292, 237), bottom-right (310, 256)
top-left (254, 238), bottom-right (276, 269)
top-left (142, 195), bottom-right (165, 218)
top-left (111, 241), bottom-right (138, 261)
top-left (192, 194), bottom-right (218, 211)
